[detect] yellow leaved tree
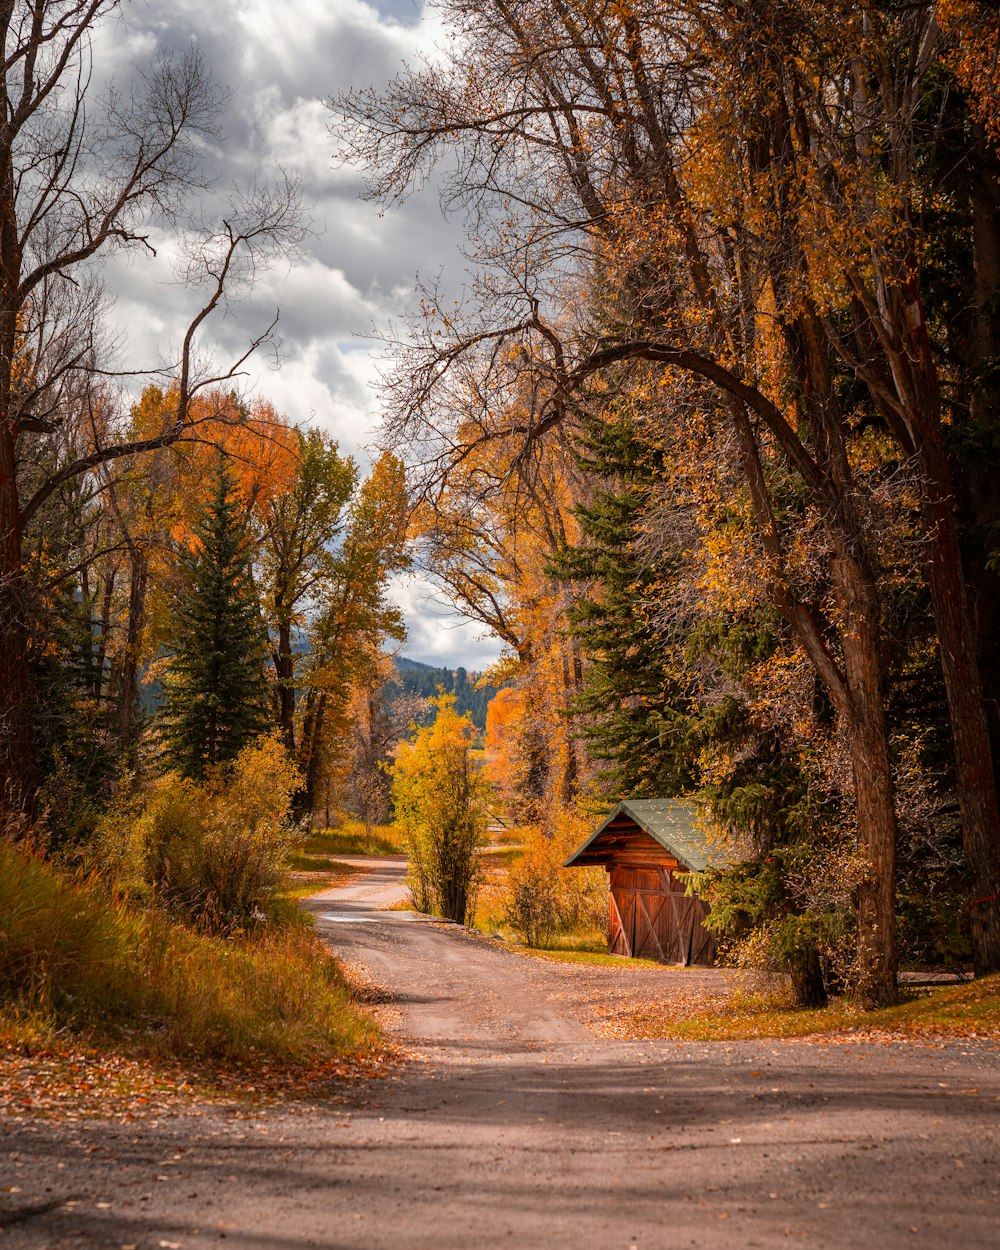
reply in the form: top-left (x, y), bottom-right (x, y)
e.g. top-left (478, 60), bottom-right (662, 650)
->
top-left (392, 693), bottom-right (490, 923)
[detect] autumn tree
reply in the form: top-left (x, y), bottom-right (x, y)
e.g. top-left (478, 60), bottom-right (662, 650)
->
top-left (0, 3), bottom-right (304, 814)
top-left (296, 452), bottom-right (409, 815)
top-left (392, 692), bottom-right (489, 923)
top-left (254, 427), bottom-right (356, 753)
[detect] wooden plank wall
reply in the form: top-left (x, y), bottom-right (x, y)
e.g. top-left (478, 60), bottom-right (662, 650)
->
top-left (608, 860), bottom-right (717, 966)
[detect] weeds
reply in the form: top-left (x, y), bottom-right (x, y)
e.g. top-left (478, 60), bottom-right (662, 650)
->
top-left (0, 842), bottom-right (378, 1064)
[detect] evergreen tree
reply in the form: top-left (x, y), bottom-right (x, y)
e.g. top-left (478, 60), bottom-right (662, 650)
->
top-left (555, 411), bottom-right (696, 797)
top-left (160, 456), bottom-right (271, 779)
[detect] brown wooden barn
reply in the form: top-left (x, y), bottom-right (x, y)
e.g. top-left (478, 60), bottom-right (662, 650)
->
top-left (564, 799), bottom-right (718, 965)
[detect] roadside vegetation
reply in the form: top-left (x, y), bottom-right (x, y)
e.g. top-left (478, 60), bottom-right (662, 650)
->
top-left (0, 840), bottom-right (378, 1068)
top-left (605, 973), bottom-right (1000, 1043)
top-left (475, 818), bottom-right (607, 952)
top-left (0, 742), bottom-right (383, 1096)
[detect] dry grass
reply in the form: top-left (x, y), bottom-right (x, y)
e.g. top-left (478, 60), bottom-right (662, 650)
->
top-left (0, 841), bottom-right (380, 1072)
top-left (599, 972), bottom-right (1000, 1041)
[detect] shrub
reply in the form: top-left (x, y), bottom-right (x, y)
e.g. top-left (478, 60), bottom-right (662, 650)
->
top-left (97, 736), bottom-right (301, 932)
top-left (501, 809), bottom-right (608, 947)
top-left (692, 847), bottom-right (858, 1006)
top-left (0, 840), bottom-right (142, 1021)
top-left (0, 840), bottom-right (377, 1062)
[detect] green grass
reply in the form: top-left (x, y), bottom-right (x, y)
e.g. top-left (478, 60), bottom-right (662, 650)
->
top-left (0, 841), bottom-right (379, 1065)
top-left (287, 854), bottom-right (359, 873)
top-left (514, 946), bottom-right (668, 969)
top-left (282, 877), bottom-right (354, 901)
top-left (304, 821), bottom-right (405, 858)
top-left (479, 846), bottom-right (522, 866)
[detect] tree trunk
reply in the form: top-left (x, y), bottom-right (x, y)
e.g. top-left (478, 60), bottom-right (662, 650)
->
top-left (919, 434), bottom-right (1000, 973)
top-left (732, 405), bottom-right (899, 1004)
top-left (297, 688), bottom-right (327, 819)
top-left (273, 618), bottom-right (296, 754)
top-left (115, 548), bottom-right (148, 775)
top-left (0, 423), bottom-right (36, 816)
top-left (832, 555), bottom-right (899, 1006)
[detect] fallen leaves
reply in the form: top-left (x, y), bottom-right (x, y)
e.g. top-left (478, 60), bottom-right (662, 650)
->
top-left (0, 1037), bottom-right (401, 1121)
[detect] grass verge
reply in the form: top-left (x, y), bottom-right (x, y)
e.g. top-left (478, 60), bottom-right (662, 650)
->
top-left (513, 946), bottom-right (669, 969)
top-left (0, 841), bottom-right (384, 1110)
top-left (304, 821), bottom-right (405, 858)
top-left (602, 972), bottom-right (1000, 1041)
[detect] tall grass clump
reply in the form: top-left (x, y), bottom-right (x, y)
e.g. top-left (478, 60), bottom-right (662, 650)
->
top-left (0, 840), bottom-right (144, 1023)
top-left (0, 840), bottom-right (377, 1061)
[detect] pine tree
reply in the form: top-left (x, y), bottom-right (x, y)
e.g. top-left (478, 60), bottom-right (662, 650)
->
top-left (554, 411), bottom-right (696, 797)
top-left (160, 456), bottom-right (271, 779)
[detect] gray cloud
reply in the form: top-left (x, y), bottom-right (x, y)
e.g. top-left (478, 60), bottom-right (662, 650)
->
top-left (93, 0), bottom-right (499, 669)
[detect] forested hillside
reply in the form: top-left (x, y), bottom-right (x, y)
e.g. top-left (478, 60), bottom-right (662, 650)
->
top-left (387, 658), bottom-right (497, 731)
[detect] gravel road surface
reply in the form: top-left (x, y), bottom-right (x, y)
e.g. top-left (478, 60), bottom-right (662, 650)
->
top-left (2, 855), bottom-right (998, 1250)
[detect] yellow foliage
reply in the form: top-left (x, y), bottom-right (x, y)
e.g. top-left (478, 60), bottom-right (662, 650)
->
top-left (392, 693), bottom-right (489, 922)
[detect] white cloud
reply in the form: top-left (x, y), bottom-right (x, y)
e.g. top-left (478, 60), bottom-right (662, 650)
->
top-left (387, 573), bottom-right (503, 671)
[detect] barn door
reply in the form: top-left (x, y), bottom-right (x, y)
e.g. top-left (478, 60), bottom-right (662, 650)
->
top-left (632, 869), bottom-right (666, 960)
top-left (608, 890), bottom-right (630, 956)
top-left (609, 865), bottom-right (716, 964)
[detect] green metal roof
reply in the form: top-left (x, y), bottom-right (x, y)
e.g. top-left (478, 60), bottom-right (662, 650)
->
top-left (563, 798), bottom-right (718, 872)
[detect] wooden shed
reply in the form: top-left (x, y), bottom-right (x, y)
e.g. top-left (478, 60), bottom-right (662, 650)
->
top-left (564, 799), bottom-right (718, 965)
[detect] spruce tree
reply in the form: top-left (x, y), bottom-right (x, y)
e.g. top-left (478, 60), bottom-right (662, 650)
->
top-left (161, 455), bottom-right (271, 779)
top-left (554, 411), bottom-right (696, 797)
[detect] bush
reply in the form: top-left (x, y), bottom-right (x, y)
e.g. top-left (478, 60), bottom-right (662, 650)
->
top-left (693, 848), bottom-right (857, 1006)
top-left (97, 736), bottom-right (300, 932)
top-left (0, 840), bottom-right (377, 1062)
top-left (0, 840), bottom-right (141, 1021)
top-left (501, 809), bottom-right (607, 947)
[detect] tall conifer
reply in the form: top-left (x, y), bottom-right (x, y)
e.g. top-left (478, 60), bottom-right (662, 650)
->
top-left (161, 455), bottom-right (271, 779)
top-left (555, 412), bottom-right (695, 797)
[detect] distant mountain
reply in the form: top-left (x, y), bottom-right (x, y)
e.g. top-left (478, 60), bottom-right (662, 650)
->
top-left (386, 656), bottom-right (500, 732)
top-left (394, 657), bottom-right (442, 674)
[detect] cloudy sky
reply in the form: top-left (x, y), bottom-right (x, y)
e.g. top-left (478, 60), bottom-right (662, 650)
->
top-left (98, 0), bottom-right (502, 670)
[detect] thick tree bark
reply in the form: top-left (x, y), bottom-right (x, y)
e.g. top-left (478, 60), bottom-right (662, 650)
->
top-left (732, 404), bottom-right (899, 1005)
top-left (919, 434), bottom-right (1000, 972)
top-left (0, 301), bottom-right (35, 813)
top-left (832, 555), bottom-right (898, 1005)
top-left (886, 237), bottom-right (1000, 975)
top-left (0, 439), bottom-right (35, 814)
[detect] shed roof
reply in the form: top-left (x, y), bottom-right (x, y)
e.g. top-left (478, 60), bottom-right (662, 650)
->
top-left (563, 798), bottom-right (717, 872)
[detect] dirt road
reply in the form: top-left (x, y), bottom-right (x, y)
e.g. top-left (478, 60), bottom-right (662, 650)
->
top-left (2, 857), bottom-right (999, 1250)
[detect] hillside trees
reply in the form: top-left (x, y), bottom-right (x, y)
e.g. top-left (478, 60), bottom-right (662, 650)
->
top-left (0, 1), bottom-right (305, 814)
top-left (337, 0), bottom-right (1000, 1000)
